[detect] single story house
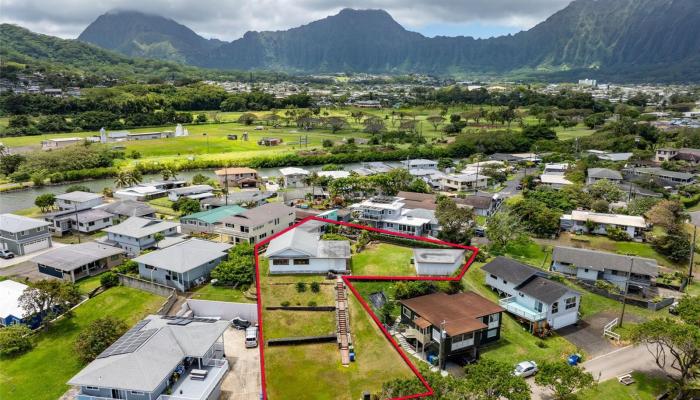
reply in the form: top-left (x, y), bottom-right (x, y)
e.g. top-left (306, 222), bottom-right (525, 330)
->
top-left (0, 213), bottom-right (52, 256)
top-left (560, 210), bottom-right (647, 240)
top-left (41, 137), bottom-right (82, 150)
top-left (95, 200), bottom-right (156, 222)
top-left (0, 280), bottom-right (29, 327)
top-left (55, 191), bottom-right (103, 211)
top-left (551, 246), bottom-right (658, 293)
top-left (279, 167), bottom-right (310, 188)
top-left (586, 168), bottom-right (623, 185)
top-left (265, 227), bottom-right (351, 274)
top-left (482, 257), bottom-right (581, 333)
top-left (180, 205), bottom-right (247, 234)
top-left (134, 239), bottom-right (232, 291)
top-left (68, 315), bottom-right (229, 400)
top-left (114, 185), bottom-right (167, 201)
top-left (101, 217), bottom-right (179, 256)
top-left (543, 163), bottom-right (569, 175)
top-left (401, 159), bottom-right (438, 169)
top-left (216, 202), bottom-right (295, 245)
top-left (32, 242), bottom-right (126, 283)
top-left (200, 190), bottom-right (275, 209)
top-left (399, 291), bottom-right (504, 367)
top-left (454, 193), bottom-right (502, 216)
top-left (167, 185), bottom-right (214, 202)
top-left (413, 248), bottom-right (465, 276)
top-left (44, 208), bottom-right (114, 237)
top-left (539, 174), bottom-right (573, 189)
top-left (624, 167), bottom-right (695, 187)
top-left (214, 167), bottom-right (259, 188)
top-left (317, 170), bottom-right (351, 180)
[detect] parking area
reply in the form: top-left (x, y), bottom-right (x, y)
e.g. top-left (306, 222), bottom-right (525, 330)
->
top-left (0, 260), bottom-right (51, 282)
top-left (558, 310), bottom-right (643, 358)
top-left (0, 242), bottom-right (66, 270)
top-left (221, 327), bottom-right (261, 400)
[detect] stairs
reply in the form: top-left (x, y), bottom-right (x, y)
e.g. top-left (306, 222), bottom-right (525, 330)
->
top-left (335, 277), bottom-right (351, 366)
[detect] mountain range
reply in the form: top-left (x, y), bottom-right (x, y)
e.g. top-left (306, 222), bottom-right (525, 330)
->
top-left (75, 0), bottom-right (700, 80)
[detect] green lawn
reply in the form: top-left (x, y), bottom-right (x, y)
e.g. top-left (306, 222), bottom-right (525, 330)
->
top-left (504, 240), bottom-right (551, 268)
top-left (577, 372), bottom-right (670, 400)
top-left (554, 124), bottom-right (596, 141)
top-left (263, 310), bottom-right (336, 339)
top-left (75, 274), bottom-right (104, 294)
top-left (0, 286), bottom-right (164, 400)
top-left (351, 243), bottom-right (415, 276)
top-left (189, 283), bottom-right (253, 303)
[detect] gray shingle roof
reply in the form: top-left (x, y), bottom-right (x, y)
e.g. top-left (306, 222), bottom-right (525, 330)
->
top-left (481, 257), bottom-right (545, 286)
top-left (132, 238), bottom-right (232, 273)
top-left (265, 227), bottom-right (350, 259)
top-left (96, 200), bottom-right (156, 218)
top-left (516, 276), bottom-right (578, 304)
top-left (0, 213), bottom-right (50, 233)
top-left (552, 246), bottom-right (658, 277)
top-left (31, 242), bottom-right (125, 272)
top-left (102, 217), bottom-right (179, 238)
top-left (587, 168), bottom-right (623, 180)
top-left (55, 191), bottom-right (102, 202)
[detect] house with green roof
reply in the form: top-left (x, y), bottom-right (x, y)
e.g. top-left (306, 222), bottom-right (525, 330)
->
top-left (180, 205), bottom-right (247, 234)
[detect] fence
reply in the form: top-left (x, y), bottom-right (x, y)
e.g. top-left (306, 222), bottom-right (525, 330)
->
top-left (267, 334), bottom-right (337, 346)
top-left (575, 279), bottom-right (675, 311)
top-left (265, 306), bottom-right (335, 311)
top-left (184, 299), bottom-right (258, 322)
top-left (603, 318), bottom-right (620, 342)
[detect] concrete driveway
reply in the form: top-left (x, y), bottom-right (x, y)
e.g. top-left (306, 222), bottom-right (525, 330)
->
top-left (221, 327), bottom-right (261, 400)
top-left (0, 242), bottom-right (66, 270)
top-left (0, 260), bottom-right (53, 282)
top-left (558, 310), bottom-right (644, 358)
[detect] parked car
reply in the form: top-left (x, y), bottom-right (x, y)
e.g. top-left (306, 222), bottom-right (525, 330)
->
top-left (0, 250), bottom-right (15, 259)
top-left (245, 326), bottom-right (259, 348)
top-left (514, 361), bottom-right (538, 377)
top-left (231, 317), bottom-right (251, 330)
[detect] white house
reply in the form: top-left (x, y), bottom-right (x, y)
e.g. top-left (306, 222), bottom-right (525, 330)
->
top-left (351, 196), bottom-right (438, 236)
top-left (265, 227), bottom-right (351, 274)
top-left (401, 159), bottom-right (438, 169)
top-left (216, 202), bottom-right (295, 245)
top-left (279, 167), bottom-right (310, 188)
top-left (167, 185), bottom-right (214, 202)
top-left (413, 248), bottom-right (465, 276)
top-left (114, 185), bottom-right (167, 201)
top-left (0, 280), bottom-right (29, 326)
top-left (55, 191), bottom-right (103, 211)
top-left (539, 174), bottom-right (573, 189)
top-left (560, 210), bottom-right (647, 240)
top-left (441, 173), bottom-right (489, 192)
top-left (101, 217), bottom-right (179, 256)
top-left (482, 257), bottom-right (581, 332)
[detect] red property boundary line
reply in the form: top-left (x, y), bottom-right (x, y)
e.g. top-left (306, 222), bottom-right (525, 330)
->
top-left (253, 216), bottom-right (479, 400)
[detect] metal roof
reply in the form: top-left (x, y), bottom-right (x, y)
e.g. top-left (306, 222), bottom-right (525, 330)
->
top-left (96, 200), bottom-right (156, 217)
top-left (102, 217), bottom-right (179, 238)
top-left (181, 205), bottom-right (247, 224)
top-left (55, 191), bottom-right (102, 202)
top-left (31, 242), bottom-right (125, 271)
top-left (0, 280), bottom-right (29, 320)
top-left (132, 239), bottom-right (232, 273)
top-left (0, 213), bottom-right (50, 233)
top-left (413, 248), bottom-right (465, 264)
top-left (587, 168), bottom-right (623, 180)
top-left (552, 246), bottom-right (658, 277)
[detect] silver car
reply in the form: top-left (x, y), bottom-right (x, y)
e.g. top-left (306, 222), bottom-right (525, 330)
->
top-left (514, 361), bottom-right (538, 378)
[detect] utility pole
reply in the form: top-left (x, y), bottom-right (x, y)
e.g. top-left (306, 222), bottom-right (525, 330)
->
top-left (618, 258), bottom-right (634, 328)
top-left (438, 320), bottom-right (446, 369)
top-left (74, 203), bottom-right (81, 244)
top-left (224, 166), bottom-right (229, 206)
top-left (689, 224), bottom-right (697, 281)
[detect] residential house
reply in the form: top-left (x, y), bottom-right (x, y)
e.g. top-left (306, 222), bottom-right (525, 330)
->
top-left (396, 191), bottom-right (437, 211)
top-left (351, 196), bottom-right (438, 236)
top-left (44, 208), bottom-right (114, 236)
top-left (624, 167), bottom-right (695, 187)
top-left (560, 210), bottom-right (647, 240)
top-left (0, 214), bottom-right (52, 256)
top-left (200, 190), bottom-right (275, 209)
top-left (41, 137), bottom-right (82, 150)
top-left (399, 291), bottom-right (503, 367)
top-left (180, 205), bottom-right (247, 234)
top-left (551, 246), bottom-right (658, 294)
top-left (401, 159), bottom-right (438, 170)
top-left (409, 168), bottom-right (446, 189)
top-left (543, 163), bottom-right (569, 175)
top-left (114, 185), bottom-right (167, 201)
top-left (441, 173), bottom-right (489, 192)
top-left (96, 200), bottom-right (156, 222)
top-left (167, 185), bottom-right (214, 202)
top-left (413, 248), bottom-right (465, 276)
top-left (69, 315), bottom-right (229, 400)
top-left (279, 167), bottom-right (310, 188)
top-left (214, 167), bottom-right (259, 188)
top-left (101, 217), bottom-right (179, 256)
top-left (586, 168), bottom-right (623, 185)
top-left (216, 203), bottom-right (295, 244)
top-left (0, 280), bottom-right (29, 327)
top-left (317, 170), bottom-right (351, 180)
top-left (482, 257), bottom-right (581, 332)
top-left (454, 193), bottom-right (502, 217)
top-left (539, 174), bottom-right (573, 189)
top-left (134, 239), bottom-right (232, 291)
top-left (655, 148), bottom-right (700, 164)
top-left (55, 191), bottom-right (103, 211)
top-left (32, 242), bottom-right (125, 283)
top-left (265, 227), bottom-right (351, 274)
top-left (587, 150), bottom-right (634, 162)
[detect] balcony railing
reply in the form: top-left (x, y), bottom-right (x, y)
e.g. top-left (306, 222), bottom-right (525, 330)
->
top-left (158, 358), bottom-right (229, 400)
top-left (403, 328), bottom-right (430, 344)
top-left (499, 297), bottom-right (546, 322)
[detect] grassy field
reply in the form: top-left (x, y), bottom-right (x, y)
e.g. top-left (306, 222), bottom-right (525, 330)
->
top-left (351, 243), bottom-right (415, 276)
top-left (577, 372), bottom-right (670, 400)
top-left (263, 310), bottom-right (336, 339)
top-left (554, 124), bottom-right (596, 140)
top-left (189, 283), bottom-right (253, 303)
top-left (0, 286), bottom-right (164, 400)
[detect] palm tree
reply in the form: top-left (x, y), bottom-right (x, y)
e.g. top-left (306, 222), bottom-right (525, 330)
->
top-left (114, 170), bottom-right (130, 188)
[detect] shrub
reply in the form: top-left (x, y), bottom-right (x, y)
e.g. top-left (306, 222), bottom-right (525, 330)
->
top-left (606, 226), bottom-right (630, 241)
top-left (100, 272), bottom-right (119, 288)
top-left (281, 301), bottom-right (290, 307)
top-left (115, 260), bottom-right (139, 275)
top-left (74, 317), bottom-right (128, 363)
top-left (536, 340), bottom-right (548, 349)
top-left (310, 282), bottom-right (321, 293)
top-left (0, 324), bottom-right (33, 356)
top-left (307, 301), bottom-right (318, 307)
top-left (295, 282), bottom-right (307, 293)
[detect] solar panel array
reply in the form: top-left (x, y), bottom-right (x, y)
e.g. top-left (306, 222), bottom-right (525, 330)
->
top-left (161, 316), bottom-right (217, 324)
top-left (372, 196), bottom-right (396, 204)
top-left (97, 320), bottom-right (156, 359)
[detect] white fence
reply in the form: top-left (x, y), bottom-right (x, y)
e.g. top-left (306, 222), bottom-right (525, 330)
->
top-left (183, 299), bottom-right (258, 323)
top-left (603, 318), bottom-right (620, 342)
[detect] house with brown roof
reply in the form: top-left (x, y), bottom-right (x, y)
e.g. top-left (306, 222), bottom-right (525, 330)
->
top-left (214, 167), bottom-right (259, 188)
top-left (399, 291), bottom-right (504, 367)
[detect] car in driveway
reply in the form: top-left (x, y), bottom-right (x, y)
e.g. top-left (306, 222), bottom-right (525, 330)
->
top-left (231, 316), bottom-right (251, 330)
top-left (0, 250), bottom-right (15, 259)
top-left (245, 326), bottom-right (259, 348)
top-left (514, 361), bottom-right (538, 377)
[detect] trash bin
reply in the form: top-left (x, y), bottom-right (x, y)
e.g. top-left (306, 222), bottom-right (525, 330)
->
top-left (567, 354), bottom-right (581, 366)
top-left (349, 352), bottom-right (356, 362)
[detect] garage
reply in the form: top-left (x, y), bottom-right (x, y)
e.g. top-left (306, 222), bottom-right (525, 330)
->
top-left (551, 312), bottom-right (578, 329)
top-left (22, 237), bottom-right (51, 255)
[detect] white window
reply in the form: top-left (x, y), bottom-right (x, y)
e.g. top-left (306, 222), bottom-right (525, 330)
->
top-left (86, 386), bottom-right (99, 390)
top-left (487, 328), bottom-right (498, 338)
top-left (272, 258), bottom-right (289, 265)
top-left (402, 306), bottom-right (411, 318)
top-left (565, 297), bottom-right (577, 310)
top-left (551, 302), bottom-right (559, 314)
top-left (489, 314), bottom-right (499, 324)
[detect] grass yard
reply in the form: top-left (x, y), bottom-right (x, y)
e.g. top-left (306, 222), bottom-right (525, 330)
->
top-left (263, 310), bottom-right (336, 339)
top-left (0, 286), bottom-right (164, 400)
top-left (554, 124), bottom-right (596, 141)
top-left (75, 274), bottom-right (104, 294)
top-left (189, 283), bottom-right (253, 303)
top-left (504, 240), bottom-right (551, 268)
top-left (351, 243), bottom-right (415, 276)
top-left (577, 372), bottom-right (670, 400)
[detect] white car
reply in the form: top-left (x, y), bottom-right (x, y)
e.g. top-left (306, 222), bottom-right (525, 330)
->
top-left (514, 361), bottom-right (538, 378)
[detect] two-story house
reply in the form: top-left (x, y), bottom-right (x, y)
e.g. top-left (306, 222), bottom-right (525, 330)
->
top-left (399, 291), bottom-right (504, 367)
top-left (350, 196), bottom-right (438, 236)
top-left (0, 213), bottom-right (52, 256)
top-left (482, 257), bottom-right (581, 333)
top-left (216, 202), bottom-right (295, 244)
top-left (44, 208), bottom-right (114, 237)
top-left (551, 246), bottom-right (658, 295)
top-left (55, 191), bottom-right (104, 211)
top-left (440, 173), bottom-right (489, 192)
top-left (69, 315), bottom-right (230, 400)
top-left (180, 205), bottom-right (247, 234)
top-left (101, 217), bottom-right (179, 256)
top-left (167, 185), bottom-right (214, 202)
top-left (279, 167), bottom-right (310, 188)
top-left (214, 167), bottom-right (259, 188)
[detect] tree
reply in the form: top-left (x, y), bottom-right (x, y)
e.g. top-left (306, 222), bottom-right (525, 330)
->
top-left (0, 153), bottom-right (25, 176)
top-left (437, 157), bottom-right (454, 170)
top-left (195, 113), bottom-right (207, 123)
top-left (0, 324), bottom-right (33, 356)
top-left (100, 272), bottom-right (119, 288)
top-left (325, 116), bottom-right (347, 133)
top-left (65, 185), bottom-right (91, 193)
top-left (172, 197), bottom-right (200, 216)
top-left (114, 169), bottom-right (141, 188)
top-left (160, 166), bottom-right (177, 181)
top-left (435, 196), bottom-right (474, 244)
top-left (34, 193), bottom-right (56, 212)
top-left (18, 280), bottom-right (81, 326)
top-left (646, 200), bottom-right (686, 233)
top-left (627, 197), bottom-right (660, 216)
top-left (675, 295), bottom-right (700, 327)
top-left (211, 243), bottom-right (255, 289)
top-left (191, 173), bottom-right (210, 185)
top-left (74, 317), bottom-right (128, 363)
top-left (237, 113), bottom-right (257, 125)
top-left (591, 199), bottom-right (610, 213)
top-left (631, 318), bottom-right (700, 398)
top-left (588, 179), bottom-right (624, 202)
top-left (463, 359), bottom-right (531, 400)
top-left (534, 361), bottom-right (594, 400)
top-left (426, 115), bottom-right (445, 131)
top-left (510, 198), bottom-right (562, 237)
top-left (486, 211), bottom-right (524, 250)
top-left (363, 117), bottom-right (385, 135)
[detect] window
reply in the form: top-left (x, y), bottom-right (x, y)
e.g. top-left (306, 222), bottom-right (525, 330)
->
top-left (272, 259), bottom-right (289, 265)
top-left (565, 297), bottom-right (577, 310)
top-left (502, 279), bottom-right (508, 284)
top-left (86, 386), bottom-right (99, 391)
top-left (551, 302), bottom-right (559, 314)
top-left (130, 391), bottom-right (144, 395)
top-left (490, 274), bottom-right (497, 280)
top-left (402, 306), bottom-right (411, 318)
top-left (487, 328), bottom-right (498, 338)
top-left (143, 264), bottom-right (155, 270)
top-left (488, 314), bottom-right (499, 323)
top-left (293, 259), bottom-right (310, 265)
top-left (535, 301), bottom-right (543, 313)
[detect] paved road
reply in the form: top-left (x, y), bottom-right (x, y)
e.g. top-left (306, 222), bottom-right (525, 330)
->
top-left (497, 170), bottom-right (525, 198)
top-left (582, 344), bottom-right (665, 382)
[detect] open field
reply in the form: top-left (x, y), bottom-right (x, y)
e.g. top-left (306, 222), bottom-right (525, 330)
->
top-left (351, 243), bottom-right (415, 276)
top-left (0, 286), bottom-right (164, 400)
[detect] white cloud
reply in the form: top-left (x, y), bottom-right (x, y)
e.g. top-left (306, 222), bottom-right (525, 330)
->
top-left (0, 0), bottom-right (572, 40)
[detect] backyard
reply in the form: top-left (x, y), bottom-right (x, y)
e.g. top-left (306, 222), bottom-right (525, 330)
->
top-left (351, 242), bottom-right (416, 276)
top-left (189, 282), bottom-right (253, 303)
top-left (0, 286), bottom-right (164, 400)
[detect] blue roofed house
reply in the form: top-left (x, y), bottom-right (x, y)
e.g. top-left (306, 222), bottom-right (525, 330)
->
top-left (481, 257), bottom-right (581, 333)
top-left (180, 205), bottom-right (247, 234)
top-left (69, 315), bottom-right (230, 400)
top-left (133, 239), bottom-right (232, 291)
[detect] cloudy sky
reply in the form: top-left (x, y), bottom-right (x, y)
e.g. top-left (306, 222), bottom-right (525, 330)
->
top-left (0, 0), bottom-right (572, 40)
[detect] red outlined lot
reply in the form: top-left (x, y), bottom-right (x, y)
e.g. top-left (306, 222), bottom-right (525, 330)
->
top-left (254, 216), bottom-right (479, 400)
